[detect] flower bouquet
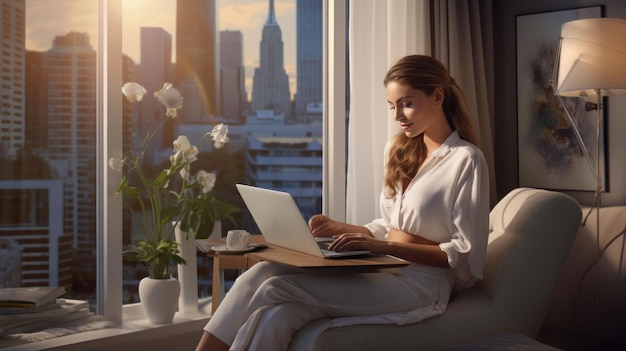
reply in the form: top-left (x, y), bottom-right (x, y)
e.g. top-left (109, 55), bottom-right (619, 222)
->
top-left (110, 82), bottom-right (239, 279)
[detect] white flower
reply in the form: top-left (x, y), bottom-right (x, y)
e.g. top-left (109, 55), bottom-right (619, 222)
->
top-left (122, 82), bottom-right (147, 102)
top-left (154, 82), bottom-right (183, 118)
top-left (206, 123), bottom-right (230, 149)
top-left (173, 135), bottom-right (191, 153)
top-left (108, 157), bottom-right (124, 171)
top-left (196, 170), bottom-right (216, 193)
top-left (172, 135), bottom-right (198, 164)
top-left (185, 145), bottom-right (199, 163)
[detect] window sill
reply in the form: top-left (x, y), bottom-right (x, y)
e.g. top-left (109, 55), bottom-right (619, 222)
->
top-left (1, 298), bottom-right (213, 351)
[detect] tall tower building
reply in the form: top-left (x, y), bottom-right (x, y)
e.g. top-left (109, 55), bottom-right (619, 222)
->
top-left (220, 30), bottom-right (246, 124)
top-left (139, 27), bottom-right (172, 155)
top-left (176, 0), bottom-right (219, 123)
top-left (25, 50), bottom-right (48, 152)
top-left (250, 0), bottom-right (291, 117)
top-left (0, 0), bottom-right (25, 158)
top-left (46, 32), bottom-right (97, 255)
top-left (295, 0), bottom-right (323, 119)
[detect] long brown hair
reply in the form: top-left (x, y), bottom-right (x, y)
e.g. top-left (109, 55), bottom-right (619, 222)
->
top-left (383, 55), bottom-right (478, 197)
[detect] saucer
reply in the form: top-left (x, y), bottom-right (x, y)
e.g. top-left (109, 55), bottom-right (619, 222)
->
top-left (210, 244), bottom-right (266, 254)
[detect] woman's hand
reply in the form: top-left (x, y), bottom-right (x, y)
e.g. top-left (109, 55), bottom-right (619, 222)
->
top-left (327, 229), bottom-right (448, 266)
top-left (308, 214), bottom-right (343, 237)
top-left (328, 233), bottom-right (386, 254)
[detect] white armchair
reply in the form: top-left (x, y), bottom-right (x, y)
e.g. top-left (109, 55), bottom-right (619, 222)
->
top-left (287, 188), bottom-right (582, 351)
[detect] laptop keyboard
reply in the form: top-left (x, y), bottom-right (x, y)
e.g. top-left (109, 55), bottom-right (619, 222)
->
top-left (317, 241), bottom-right (331, 249)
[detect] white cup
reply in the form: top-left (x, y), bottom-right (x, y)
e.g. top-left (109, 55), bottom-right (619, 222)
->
top-left (226, 230), bottom-right (251, 250)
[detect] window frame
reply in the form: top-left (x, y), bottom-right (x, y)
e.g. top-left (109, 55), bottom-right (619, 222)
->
top-left (98, 0), bottom-right (123, 322)
top-left (323, 0), bottom-right (347, 222)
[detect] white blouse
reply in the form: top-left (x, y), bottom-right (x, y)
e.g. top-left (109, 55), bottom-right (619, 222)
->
top-left (364, 131), bottom-right (490, 287)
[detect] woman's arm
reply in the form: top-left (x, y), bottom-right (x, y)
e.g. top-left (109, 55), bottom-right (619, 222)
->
top-left (329, 229), bottom-right (449, 267)
top-left (310, 216), bottom-right (449, 267)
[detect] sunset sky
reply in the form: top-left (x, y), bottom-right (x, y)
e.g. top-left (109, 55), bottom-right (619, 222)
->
top-left (25, 0), bottom-right (297, 97)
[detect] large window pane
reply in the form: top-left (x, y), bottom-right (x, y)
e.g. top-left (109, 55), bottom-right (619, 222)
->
top-left (1, 0), bottom-right (98, 308)
top-left (3, 0), bottom-right (332, 316)
top-left (120, 0), bottom-right (323, 302)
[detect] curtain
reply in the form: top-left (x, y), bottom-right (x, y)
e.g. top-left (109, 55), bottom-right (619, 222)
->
top-left (432, 0), bottom-right (497, 205)
top-left (346, 0), bottom-right (496, 225)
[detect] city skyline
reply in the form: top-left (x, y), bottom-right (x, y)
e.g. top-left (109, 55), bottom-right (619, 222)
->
top-left (3, 0), bottom-right (324, 302)
top-left (24, 0), bottom-right (297, 99)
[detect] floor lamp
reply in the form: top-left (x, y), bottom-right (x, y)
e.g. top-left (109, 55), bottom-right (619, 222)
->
top-left (550, 17), bottom-right (626, 343)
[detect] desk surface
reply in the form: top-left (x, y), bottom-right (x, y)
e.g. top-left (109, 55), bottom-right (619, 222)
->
top-left (247, 236), bottom-right (409, 270)
top-left (200, 234), bottom-right (409, 269)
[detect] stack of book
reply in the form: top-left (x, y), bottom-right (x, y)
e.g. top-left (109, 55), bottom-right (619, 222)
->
top-left (0, 286), bottom-right (91, 337)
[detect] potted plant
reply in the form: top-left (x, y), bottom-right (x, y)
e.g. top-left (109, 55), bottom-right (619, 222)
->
top-left (109, 82), bottom-right (239, 323)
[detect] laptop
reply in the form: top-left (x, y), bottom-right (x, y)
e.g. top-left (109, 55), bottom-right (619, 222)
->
top-left (236, 184), bottom-right (370, 259)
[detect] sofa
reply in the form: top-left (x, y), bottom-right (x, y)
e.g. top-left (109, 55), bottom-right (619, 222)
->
top-left (287, 188), bottom-right (583, 351)
top-left (544, 205), bottom-right (626, 347)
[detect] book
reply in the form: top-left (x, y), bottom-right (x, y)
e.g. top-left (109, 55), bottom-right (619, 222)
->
top-left (0, 286), bottom-right (66, 309)
top-left (0, 299), bottom-right (90, 336)
top-left (0, 299), bottom-right (88, 320)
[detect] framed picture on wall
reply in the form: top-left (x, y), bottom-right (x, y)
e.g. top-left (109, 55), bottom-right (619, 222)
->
top-left (516, 6), bottom-right (608, 191)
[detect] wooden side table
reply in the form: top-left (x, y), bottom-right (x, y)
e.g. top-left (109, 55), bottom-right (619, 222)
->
top-left (205, 235), bottom-right (266, 313)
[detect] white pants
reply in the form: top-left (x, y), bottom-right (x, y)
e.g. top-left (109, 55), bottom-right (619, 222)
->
top-left (204, 261), bottom-right (452, 351)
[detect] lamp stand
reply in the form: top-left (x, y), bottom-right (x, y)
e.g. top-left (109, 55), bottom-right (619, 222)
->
top-left (592, 89), bottom-right (601, 346)
top-left (550, 81), bottom-right (603, 345)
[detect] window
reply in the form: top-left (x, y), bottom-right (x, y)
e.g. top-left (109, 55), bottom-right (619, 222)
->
top-left (4, 0), bottom-right (347, 324)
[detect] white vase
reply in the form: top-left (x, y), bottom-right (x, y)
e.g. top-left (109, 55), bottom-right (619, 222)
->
top-left (208, 220), bottom-right (223, 240)
top-left (138, 277), bottom-right (180, 324)
top-left (175, 223), bottom-right (199, 315)
top-left (174, 221), bottom-right (221, 314)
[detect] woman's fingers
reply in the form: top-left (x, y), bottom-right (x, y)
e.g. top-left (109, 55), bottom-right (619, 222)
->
top-left (328, 233), bottom-right (371, 251)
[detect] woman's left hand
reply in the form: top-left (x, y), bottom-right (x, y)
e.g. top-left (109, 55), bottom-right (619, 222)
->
top-left (328, 233), bottom-right (386, 253)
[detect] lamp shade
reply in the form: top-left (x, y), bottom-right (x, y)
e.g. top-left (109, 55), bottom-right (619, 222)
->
top-left (556, 18), bottom-right (626, 97)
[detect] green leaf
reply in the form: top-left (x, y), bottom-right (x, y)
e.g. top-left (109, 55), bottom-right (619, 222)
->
top-left (121, 186), bottom-right (142, 199)
top-left (160, 206), bottom-right (180, 225)
top-left (154, 169), bottom-right (171, 188)
top-left (114, 176), bottom-right (128, 195)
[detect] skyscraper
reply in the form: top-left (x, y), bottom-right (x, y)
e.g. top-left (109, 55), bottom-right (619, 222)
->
top-left (295, 0), bottom-right (323, 119)
top-left (250, 0), bottom-right (291, 118)
top-left (220, 30), bottom-right (246, 124)
top-left (139, 27), bottom-right (172, 155)
top-left (176, 0), bottom-right (219, 122)
top-left (46, 32), bottom-right (96, 255)
top-left (25, 50), bottom-right (48, 152)
top-left (0, 0), bottom-right (25, 158)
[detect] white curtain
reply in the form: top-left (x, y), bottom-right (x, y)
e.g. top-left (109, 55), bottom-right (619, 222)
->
top-left (346, 0), bottom-right (496, 225)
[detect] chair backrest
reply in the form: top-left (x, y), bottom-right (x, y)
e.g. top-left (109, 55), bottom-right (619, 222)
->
top-left (478, 188), bottom-right (582, 335)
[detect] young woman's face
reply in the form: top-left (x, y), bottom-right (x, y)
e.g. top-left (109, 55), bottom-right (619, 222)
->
top-left (386, 81), bottom-right (443, 138)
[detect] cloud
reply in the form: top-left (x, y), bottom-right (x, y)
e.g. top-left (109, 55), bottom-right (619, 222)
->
top-left (220, 0), bottom-right (295, 30)
top-left (25, 0), bottom-right (97, 52)
top-left (25, 0), bottom-right (297, 96)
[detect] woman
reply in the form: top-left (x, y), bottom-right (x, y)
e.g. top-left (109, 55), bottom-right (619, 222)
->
top-left (196, 55), bottom-right (490, 351)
